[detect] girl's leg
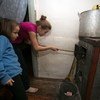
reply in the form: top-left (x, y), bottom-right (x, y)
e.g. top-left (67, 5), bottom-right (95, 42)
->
top-left (8, 75), bottom-right (28, 100)
top-left (12, 44), bottom-right (38, 93)
top-left (13, 44), bottom-right (30, 90)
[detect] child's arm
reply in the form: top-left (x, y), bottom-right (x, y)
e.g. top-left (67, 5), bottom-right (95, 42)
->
top-left (0, 36), bottom-right (12, 85)
top-left (29, 32), bottom-right (59, 51)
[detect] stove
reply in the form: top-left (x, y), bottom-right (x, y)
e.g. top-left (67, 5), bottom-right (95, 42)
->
top-left (75, 37), bottom-right (100, 100)
top-left (79, 37), bottom-right (100, 46)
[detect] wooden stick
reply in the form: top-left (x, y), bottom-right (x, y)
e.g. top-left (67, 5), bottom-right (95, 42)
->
top-left (59, 49), bottom-right (74, 52)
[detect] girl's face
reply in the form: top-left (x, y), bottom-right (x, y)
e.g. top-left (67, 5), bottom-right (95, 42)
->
top-left (11, 25), bottom-right (20, 41)
top-left (37, 26), bottom-right (50, 36)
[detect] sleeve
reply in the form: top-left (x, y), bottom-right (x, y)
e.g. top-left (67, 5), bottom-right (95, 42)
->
top-left (0, 36), bottom-right (11, 85)
top-left (22, 22), bottom-right (37, 33)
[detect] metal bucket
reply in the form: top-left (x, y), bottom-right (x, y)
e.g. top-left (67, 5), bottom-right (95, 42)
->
top-left (79, 10), bottom-right (100, 37)
top-left (58, 80), bottom-right (81, 100)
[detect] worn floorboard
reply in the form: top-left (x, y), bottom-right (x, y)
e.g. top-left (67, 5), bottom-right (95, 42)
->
top-left (27, 78), bottom-right (62, 100)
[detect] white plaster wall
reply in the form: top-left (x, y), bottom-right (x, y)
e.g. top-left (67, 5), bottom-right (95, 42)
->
top-left (30, 0), bottom-right (100, 79)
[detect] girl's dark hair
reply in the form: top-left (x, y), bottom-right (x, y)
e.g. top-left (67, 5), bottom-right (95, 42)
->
top-left (36, 15), bottom-right (52, 30)
top-left (0, 18), bottom-right (19, 39)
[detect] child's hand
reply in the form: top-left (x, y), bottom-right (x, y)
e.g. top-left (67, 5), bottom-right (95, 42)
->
top-left (6, 79), bottom-right (14, 86)
top-left (50, 46), bottom-right (59, 51)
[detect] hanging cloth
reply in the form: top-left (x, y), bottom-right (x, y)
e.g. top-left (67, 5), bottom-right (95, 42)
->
top-left (0, 0), bottom-right (28, 23)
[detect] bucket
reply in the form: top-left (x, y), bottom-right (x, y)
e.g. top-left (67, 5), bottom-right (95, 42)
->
top-left (79, 10), bottom-right (100, 37)
top-left (58, 80), bottom-right (79, 100)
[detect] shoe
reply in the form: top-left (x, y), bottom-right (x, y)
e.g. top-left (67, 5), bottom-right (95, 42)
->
top-left (26, 87), bottom-right (38, 93)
